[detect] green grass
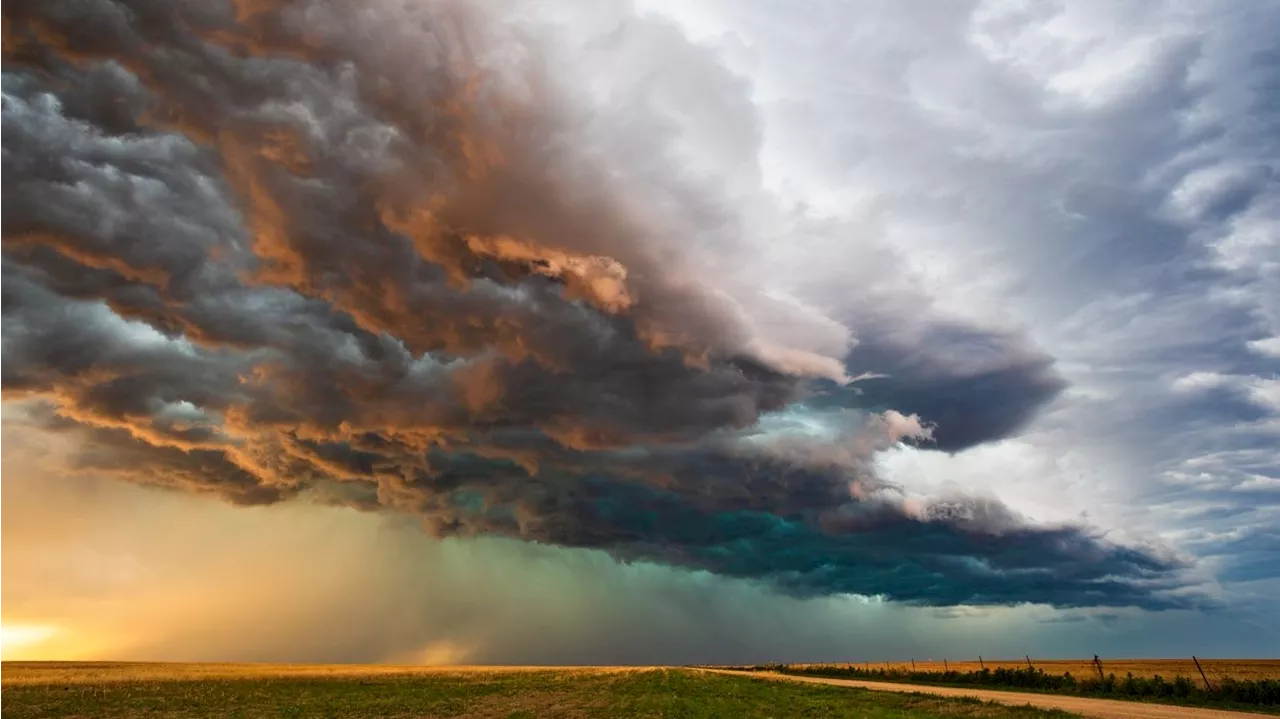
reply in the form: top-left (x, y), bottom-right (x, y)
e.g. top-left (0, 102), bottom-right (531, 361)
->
top-left (0, 666), bottom-right (1080, 719)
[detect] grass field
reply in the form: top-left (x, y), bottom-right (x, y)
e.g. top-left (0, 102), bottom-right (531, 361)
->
top-left (790, 659), bottom-right (1280, 682)
top-left (0, 662), bottom-right (1080, 719)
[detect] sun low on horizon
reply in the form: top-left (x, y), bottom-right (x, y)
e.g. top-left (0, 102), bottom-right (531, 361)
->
top-left (1, 0), bottom-right (1278, 669)
top-left (0, 624), bottom-right (61, 661)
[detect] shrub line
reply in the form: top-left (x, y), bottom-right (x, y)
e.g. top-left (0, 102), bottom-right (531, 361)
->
top-left (731, 664), bottom-right (1280, 712)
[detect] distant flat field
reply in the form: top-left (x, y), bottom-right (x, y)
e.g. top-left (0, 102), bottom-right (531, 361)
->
top-left (0, 661), bottom-right (641, 685)
top-left (790, 659), bottom-right (1280, 681)
top-left (0, 662), bottom-right (1077, 719)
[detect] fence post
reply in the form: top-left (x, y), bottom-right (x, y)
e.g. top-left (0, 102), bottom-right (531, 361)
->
top-left (1025, 655), bottom-right (1034, 670)
top-left (1192, 655), bottom-right (1213, 692)
top-left (978, 655), bottom-right (985, 670)
top-left (1093, 655), bottom-right (1105, 681)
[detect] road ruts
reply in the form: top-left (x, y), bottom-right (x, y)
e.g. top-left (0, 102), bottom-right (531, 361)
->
top-left (698, 669), bottom-right (1275, 719)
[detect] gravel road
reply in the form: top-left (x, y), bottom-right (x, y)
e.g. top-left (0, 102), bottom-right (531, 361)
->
top-left (704, 669), bottom-right (1274, 719)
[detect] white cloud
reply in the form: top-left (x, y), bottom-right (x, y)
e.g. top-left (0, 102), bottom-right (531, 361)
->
top-left (1248, 336), bottom-right (1280, 358)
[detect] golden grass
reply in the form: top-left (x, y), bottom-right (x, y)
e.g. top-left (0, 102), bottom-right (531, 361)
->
top-left (0, 661), bottom-right (657, 686)
top-left (793, 658), bottom-right (1280, 681)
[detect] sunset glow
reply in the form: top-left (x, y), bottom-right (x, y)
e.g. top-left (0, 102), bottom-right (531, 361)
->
top-left (0, 624), bottom-right (61, 660)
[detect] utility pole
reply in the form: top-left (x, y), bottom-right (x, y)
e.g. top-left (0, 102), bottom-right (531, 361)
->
top-left (1192, 656), bottom-right (1213, 692)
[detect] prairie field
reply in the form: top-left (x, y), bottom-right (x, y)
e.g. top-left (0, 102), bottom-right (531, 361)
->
top-left (0, 661), bottom-right (602, 686)
top-left (0, 662), bottom-right (1077, 719)
top-left (793, 659), bottom-right (1280, 682)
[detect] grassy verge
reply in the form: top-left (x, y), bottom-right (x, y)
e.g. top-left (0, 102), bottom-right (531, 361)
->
top-left (737, 664), bottom-right (1280, 715)
top-left (0, 665), bottom-right (1081, 719)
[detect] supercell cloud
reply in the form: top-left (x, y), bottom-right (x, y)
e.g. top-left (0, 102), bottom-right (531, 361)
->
top-left (2, 0), bottom-right (1205, 612)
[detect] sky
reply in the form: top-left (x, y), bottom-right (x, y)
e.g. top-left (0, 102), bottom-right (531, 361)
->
top-left (1, 0), bottom-right (1277, 663)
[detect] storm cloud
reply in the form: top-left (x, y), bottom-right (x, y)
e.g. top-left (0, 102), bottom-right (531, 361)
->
top-left (2, 0), bottom-right (1197, 611)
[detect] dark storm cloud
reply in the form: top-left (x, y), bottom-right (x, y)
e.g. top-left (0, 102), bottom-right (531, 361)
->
top-left (15, 396), bottom-right (1196, 610)
top-left (1209, 528), bottom-right (1280, 584)
top-left (1, 0), bottom-right (1194, 608)
top-left (816, 322), bottom-right (1067, 452)
top-left (442, 476), bottom-right (1191, 608)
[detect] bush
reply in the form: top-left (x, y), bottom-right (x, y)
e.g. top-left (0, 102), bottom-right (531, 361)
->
top-left (772, 664), bottom-right (1279, 709)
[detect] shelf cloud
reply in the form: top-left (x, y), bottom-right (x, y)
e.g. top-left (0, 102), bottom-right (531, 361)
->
top-left (4, 0), bottom-right (1243, 631)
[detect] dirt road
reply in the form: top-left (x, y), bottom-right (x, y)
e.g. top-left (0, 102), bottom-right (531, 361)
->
top-left (703, 669), bottom-right (1274, 719)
